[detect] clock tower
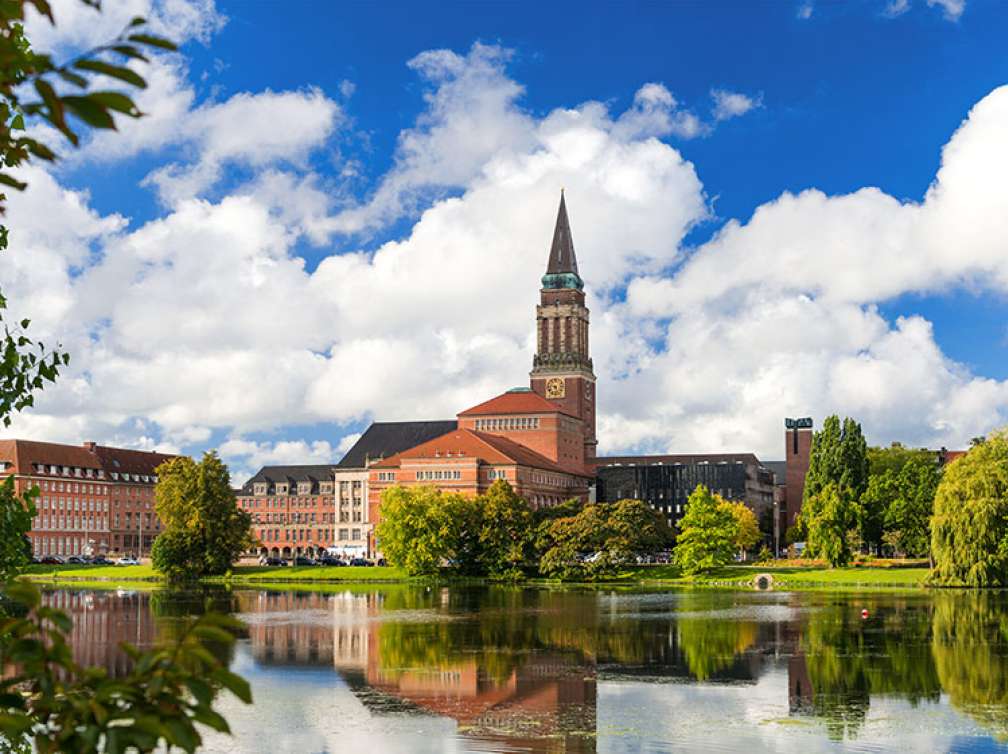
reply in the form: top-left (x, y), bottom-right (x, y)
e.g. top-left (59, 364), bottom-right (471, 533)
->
top-left (530, 191), bottom-right (597, 467)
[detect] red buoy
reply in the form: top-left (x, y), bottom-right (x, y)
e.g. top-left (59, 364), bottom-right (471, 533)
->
top-left (861, 608), bottom-right (869, 619)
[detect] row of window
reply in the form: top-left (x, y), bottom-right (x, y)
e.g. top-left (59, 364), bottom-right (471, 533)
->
top-left (258, 528), bottom-right (364, 543)
top-left (475, 417), bottom-right (540, 431)
top-left (39, 481), bottom-right (109, 495)
top-left (415, 470), bottom-right (462, 481)
top-left (376, 472), bottom-right (395, 482)
top-left (487, 469), bottom-right (508, 480)
top-left (240, 497), bottom-right (333, 509)
top-left (530, 472), bottom-right (578, 488)
top-left (38, 497), bottom-right (108, 512)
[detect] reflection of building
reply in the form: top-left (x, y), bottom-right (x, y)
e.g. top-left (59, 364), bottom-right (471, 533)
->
top-left (595, 453), bottom-right (775, 528)
top-left (40, 589), bottom-right (159, 676)
top-left (0, 439), bottom-right (172, 557)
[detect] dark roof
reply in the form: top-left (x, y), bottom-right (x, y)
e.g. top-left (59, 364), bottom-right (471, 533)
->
top-left (239, 464), bottom-right (336, 494)
top-left (336, 420), bottom-right (458, 469)
top-left (763, 460), bottom-right (788, 484)
top-left (546, 190), bottom-right (579, 276)
top-left (596, 453), bottom-right (763, 468)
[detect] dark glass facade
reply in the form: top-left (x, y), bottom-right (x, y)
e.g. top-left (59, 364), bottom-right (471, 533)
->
top-left (596, 458), bottom-right (764, 528)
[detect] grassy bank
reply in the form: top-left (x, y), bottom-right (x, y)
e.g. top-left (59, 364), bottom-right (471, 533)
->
top-left (22, 561), bottom-right (932, 590)
top-left (23, 563), bottom-right (406, 585)
top-left (620, 563), bottom-right (931, 588)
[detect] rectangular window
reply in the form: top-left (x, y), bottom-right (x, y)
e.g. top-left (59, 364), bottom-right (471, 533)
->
top-left (352, 529), bottom-right (360, 540)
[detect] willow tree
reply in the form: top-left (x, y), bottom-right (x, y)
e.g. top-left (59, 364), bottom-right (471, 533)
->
top-left (930, 433), bottom-right (1008, 587)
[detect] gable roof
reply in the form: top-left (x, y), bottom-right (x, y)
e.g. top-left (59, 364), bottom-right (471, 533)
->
top-left (372, 428), bottom-right (590, 477)
top-left (336, 420), bottom-right (458, 469)
top-left (0, 439), bottom-right (102, 473)
top-left (458, 390), bottom-right (578, 419)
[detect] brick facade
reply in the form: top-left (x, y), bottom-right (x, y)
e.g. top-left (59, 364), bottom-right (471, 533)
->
top-left (0, 439), bottom-right (172, 558)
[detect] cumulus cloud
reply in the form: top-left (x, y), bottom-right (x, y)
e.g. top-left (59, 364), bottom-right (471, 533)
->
top-left (219, 439), bottom-right (340, 484)
top-left (1, 38), bottom-right (1006, 465)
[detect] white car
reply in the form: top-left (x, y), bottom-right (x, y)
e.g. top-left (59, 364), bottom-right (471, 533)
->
top-left (116, 557), bottom-right (140, 566)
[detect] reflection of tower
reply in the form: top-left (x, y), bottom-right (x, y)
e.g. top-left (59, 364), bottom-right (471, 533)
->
top-left (784, 418), bottom-right (813, 529)
top-left (788, 652), bottom-right (814, 713)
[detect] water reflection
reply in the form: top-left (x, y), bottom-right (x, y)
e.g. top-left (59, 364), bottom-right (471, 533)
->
top-left (38, 586), bottom-right (1008, 753)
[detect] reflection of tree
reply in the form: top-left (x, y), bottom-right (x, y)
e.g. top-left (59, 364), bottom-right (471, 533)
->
top-left (800, 597), bottom-right (940, 740)
top-left (677, 617), bottom-right (758, 681)
top-left (932, 592), bottom-right (1008, 739)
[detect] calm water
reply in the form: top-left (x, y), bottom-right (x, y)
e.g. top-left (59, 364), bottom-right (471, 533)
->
top-left (42, 584), bottom-right (1008, 753)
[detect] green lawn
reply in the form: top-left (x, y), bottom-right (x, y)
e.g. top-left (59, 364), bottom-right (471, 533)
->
top-left (623, 563), bottom-right (931, 588)
top-left (22, 563), bottom-right (406, 585)
top-left (23, 563), bottom-right (159, 580)
top-left (219, 565), bottom-right (406, 582)
top-left (22, 561), bottom-right (931, 590)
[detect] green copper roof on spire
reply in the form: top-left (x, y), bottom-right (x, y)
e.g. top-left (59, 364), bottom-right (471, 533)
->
top-left (541, 190), bottom-right (584, 290)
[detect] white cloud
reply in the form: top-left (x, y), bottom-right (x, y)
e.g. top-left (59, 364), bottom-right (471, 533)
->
top-left (797, 3), bottom-right (814, 20)
top-left (218, 438), bottom-right (340, 485)
top-left (1, 42), bottom-right (1007, 467)
top-left (883, 0), bottom-right (912, 17)
top-left (927, 0), bottom-right (965, 20)
top-left (23, 0), bottom-right (225, 55)
top-left (710, 89), bottom-right (762, 122)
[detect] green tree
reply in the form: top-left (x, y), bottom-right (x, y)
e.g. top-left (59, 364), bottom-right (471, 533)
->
top-left (376, 485), bottom-right (460, 576)
top-left (859, 469), bottom-right (896, 554)
top-left (152, 452), bottom-right (252, 581)
top-left (537, 500), bottom-right (669, 580)
top-left (804, 482), bottom-right (856, 566)
top-left (478, 480), bottom-right (533, 578)
top-left (723, 499), bottom-right (760, 558)
top-left (930, 434), bottom-right (1008, 587)
top-left (884, 455), bottom-right (940, 557)
top-left (803, 415), bottom-right (870, 505)
top-left (672, 485), bottom-right (737, 575)
top-left (0, 475), bottom-right (35, 581)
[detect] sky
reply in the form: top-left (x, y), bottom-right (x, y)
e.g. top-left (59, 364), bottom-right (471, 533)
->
top-left (4, 0), bottom-right (1008, 483)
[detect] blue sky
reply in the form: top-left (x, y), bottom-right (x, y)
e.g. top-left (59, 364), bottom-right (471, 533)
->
top-left (5, 0), bottom-right (1008, 479)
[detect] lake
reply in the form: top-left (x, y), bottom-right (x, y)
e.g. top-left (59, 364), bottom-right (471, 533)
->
top-left (40, 584), bottom-right (1008, 753)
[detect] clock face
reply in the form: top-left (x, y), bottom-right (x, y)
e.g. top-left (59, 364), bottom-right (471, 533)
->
top-left (545, 377), bottom-right (565, 399)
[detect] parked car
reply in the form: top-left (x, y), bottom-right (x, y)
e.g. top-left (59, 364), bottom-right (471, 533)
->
top-left (259, 556), bottom-right (287, 567)
top-left (90, 556), bottom-right (113, 565)
top-left (65, 556), bottom-right (86, 564)
top-left (317, 555), bottom-right (345, 566)
top-left (293, 555), bottom-right (315, 567)
top-left (39, 556), bottom-right (64, 565)
top-left (348, 558), bottom-right (373, 567)
top-left (116, 557), bottom-right (140, 566)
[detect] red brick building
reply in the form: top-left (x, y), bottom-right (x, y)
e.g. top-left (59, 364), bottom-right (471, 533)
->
top-left (0, 439), bottom-right (172, 558)
top-left (366, 192), bottom-right (597, 551)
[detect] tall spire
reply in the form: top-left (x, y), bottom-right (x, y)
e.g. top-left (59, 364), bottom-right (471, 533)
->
top-left (542, 190), bottom-right (583, 290)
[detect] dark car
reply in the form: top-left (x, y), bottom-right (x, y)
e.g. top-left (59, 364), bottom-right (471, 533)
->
top-left (38, 556), bottom-right (64, 565)
top-left (317, 555), bottom-right (345, 566)
top-left (65, 556), bottom-right (86, 564)
top-left (348, 558), bottom-right (373, 567)
top-left (259, 557), bottom-right (286, 567)
top-left (90, 556), bottom-right (113, 566)
top-left (293, 555), bottom-right (316, 567)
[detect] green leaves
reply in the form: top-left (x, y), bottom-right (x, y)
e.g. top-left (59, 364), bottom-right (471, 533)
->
top-left (0, 583), bottom-right (251, 753)
top-left (151, 453), bottom-right (252, 581)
